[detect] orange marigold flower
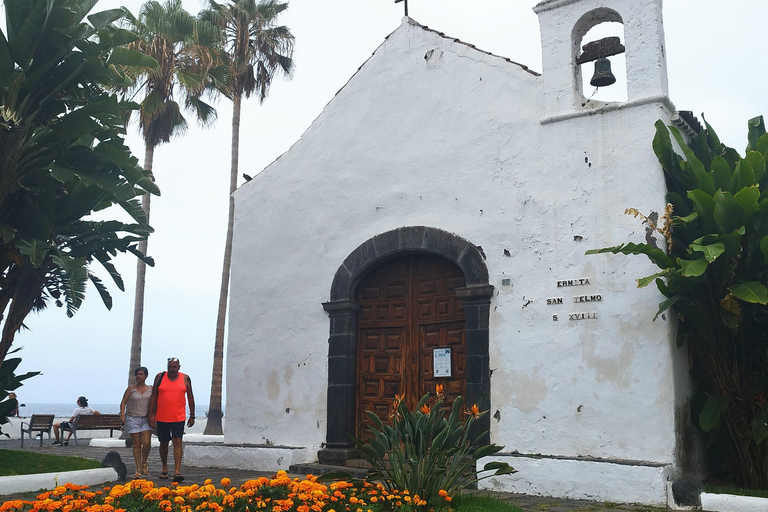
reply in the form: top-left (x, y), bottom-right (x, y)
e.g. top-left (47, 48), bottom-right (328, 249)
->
top-left (220, 478), bottom-right (231, 488)
top-left (445, 496), bottom-right (452, 502)
top-left (420, 404), bottom-right (430, 414)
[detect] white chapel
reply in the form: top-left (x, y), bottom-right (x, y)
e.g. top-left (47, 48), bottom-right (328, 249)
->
top-left (214, 0), bottom-right (702, 505)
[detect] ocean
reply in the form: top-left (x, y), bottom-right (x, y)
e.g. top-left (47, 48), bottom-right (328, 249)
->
top-left (15, 403), bottom-right (209, 418)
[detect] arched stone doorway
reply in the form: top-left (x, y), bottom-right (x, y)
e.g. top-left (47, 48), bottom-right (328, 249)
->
top-left (319, 226), bottom-right (493, 465)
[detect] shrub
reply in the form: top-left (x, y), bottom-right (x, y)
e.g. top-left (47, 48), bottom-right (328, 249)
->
top-left (346, 387), bottom-right (515, 504)
top-left (588, 116), bottom-right (768, 487)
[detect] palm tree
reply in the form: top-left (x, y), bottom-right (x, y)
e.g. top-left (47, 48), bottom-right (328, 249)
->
top-left (202, 0), bottom-right (294, 434)
top-left (122, 0), bottom-right (225, 385)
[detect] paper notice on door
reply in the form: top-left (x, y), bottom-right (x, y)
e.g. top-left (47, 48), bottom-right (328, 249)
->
top-left (433, 348), bottom-right (451, 377)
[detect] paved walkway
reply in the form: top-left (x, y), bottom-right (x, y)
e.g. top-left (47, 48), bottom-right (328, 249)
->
top-left (0, 438), bottom-right (667, 511)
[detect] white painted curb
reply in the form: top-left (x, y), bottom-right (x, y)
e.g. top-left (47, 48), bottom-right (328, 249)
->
top-left (701, 492), bottom-right (768, 512)
top-left (89, 434), bottom-right (224, 448)
top-left (0, 468), bottom-right (116, 496)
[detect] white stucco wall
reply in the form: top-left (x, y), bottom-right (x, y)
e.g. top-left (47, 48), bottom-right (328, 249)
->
top-left (226, 0), bottom-right (688, 497)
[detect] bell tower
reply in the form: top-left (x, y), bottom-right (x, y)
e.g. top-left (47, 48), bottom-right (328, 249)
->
top-left (534, 0), bottom-right (669, 120)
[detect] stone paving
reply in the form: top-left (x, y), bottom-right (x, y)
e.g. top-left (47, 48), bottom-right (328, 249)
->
top-left (0, 438), bottom-right (668, 511)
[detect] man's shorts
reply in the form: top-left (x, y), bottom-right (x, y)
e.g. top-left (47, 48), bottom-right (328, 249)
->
top-left (156, 421), bottom-right (185, 442)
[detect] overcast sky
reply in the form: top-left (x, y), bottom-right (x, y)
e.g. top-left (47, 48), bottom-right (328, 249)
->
top-left (8, 0), bottom-right (768, 410)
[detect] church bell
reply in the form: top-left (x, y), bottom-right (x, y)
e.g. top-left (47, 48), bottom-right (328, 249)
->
top-left (590, 57), bottom-right (616, 88)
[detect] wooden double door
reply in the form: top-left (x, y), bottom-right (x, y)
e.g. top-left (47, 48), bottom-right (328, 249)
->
top-left (355, 254), bottom-right (466, 437)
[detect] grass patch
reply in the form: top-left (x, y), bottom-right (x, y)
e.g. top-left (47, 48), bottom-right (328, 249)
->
top-left (705, 484), bottom-right (768, 499)
top-left (453, 494), bottom-right (524, 512)
top-left (0, 449), bottom-right (101, 476)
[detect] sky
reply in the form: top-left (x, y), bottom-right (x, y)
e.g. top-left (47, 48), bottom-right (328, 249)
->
top-left (7, 0), bottom-right (768, 414)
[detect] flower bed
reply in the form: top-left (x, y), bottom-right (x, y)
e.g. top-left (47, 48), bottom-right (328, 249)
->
top-left (0, 471), bottom-right (454, 512)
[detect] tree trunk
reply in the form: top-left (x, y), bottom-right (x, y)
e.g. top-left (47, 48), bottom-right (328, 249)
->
top-left (128, 143), bottom-right (154, 386)
top-left (204, 93), bottom-right (241, 435)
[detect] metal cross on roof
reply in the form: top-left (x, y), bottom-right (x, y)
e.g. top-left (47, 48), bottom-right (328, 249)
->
top-left (395, 0), bottom-right (408, 16)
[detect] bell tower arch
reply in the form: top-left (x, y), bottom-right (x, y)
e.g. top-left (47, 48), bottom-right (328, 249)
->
top-left (534, 0), bottom-right (668, 119)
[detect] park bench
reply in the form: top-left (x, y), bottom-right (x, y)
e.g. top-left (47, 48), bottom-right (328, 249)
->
top-left (20, 414), bottom-right (54, 447)
top-left (63, 414), bottom-right (123, 445)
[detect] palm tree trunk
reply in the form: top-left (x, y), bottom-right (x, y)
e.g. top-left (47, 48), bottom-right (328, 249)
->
top-left (204, 93), bottom-right (241, 435)
top-left (128, 143), bottom-right (154, 386)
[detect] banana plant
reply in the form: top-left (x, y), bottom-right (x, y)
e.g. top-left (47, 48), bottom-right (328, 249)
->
top-left (0, 0), bottom-right (160, 364)
top-left (588, 116), bottom-right (768, 487)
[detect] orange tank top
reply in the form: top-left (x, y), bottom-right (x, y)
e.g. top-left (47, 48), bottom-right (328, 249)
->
top-left (156, 372), bottom-right (187, 422)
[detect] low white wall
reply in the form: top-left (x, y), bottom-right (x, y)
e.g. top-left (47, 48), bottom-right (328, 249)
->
top-left (0, 468), bottom-right (116, 495)
top-left (478, 454), bottom-right (674, 506)
top-left (184, 445), bottom-right (314, 473)
top-left (701, 493), bottom-right (768, 512)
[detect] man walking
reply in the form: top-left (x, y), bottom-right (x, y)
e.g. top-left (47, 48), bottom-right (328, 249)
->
top-left (148, 357), bottom-right (195, 483)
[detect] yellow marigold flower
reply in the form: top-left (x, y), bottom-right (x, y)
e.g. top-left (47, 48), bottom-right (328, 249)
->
top-left (220, 478), bottom-right (231, 488)
top-left (204, 479), bottom-right (212, 485)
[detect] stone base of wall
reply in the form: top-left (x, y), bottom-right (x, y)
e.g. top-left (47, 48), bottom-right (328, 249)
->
top-left (184, 444), bottom-right (314, 473)
top-left (478, 454), bottom-right (676, 506)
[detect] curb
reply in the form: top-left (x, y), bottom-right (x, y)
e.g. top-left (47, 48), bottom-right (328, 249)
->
top-left (89, 434), bottom-right (224, 448)
top-left (0, 468), bottom-right (117, 496)
top-left (701, 492), bottom-right (768, 512)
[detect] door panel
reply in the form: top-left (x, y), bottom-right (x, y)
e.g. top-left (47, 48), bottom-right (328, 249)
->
top-left (355, 254), bottom-right (465, 437)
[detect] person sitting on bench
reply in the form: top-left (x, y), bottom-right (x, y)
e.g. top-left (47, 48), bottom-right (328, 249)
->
top-left (53, 396), bottom-right (100, 445)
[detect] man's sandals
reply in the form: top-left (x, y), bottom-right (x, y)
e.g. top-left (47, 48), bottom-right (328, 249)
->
top-left (158, 472), bottom-right (184, 483)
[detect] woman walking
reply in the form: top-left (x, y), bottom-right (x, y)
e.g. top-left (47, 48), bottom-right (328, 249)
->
top-left (120, 367), bottom-right (153, 478)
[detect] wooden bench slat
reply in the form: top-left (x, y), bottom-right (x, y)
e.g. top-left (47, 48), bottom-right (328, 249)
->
top-left (63, 414), bottom-right (124, 445)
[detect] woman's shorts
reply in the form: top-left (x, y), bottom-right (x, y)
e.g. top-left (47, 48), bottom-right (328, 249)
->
top-left (125, 415), bottom-right (152, 434)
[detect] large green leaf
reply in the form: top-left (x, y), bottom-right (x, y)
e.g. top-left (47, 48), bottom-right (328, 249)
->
top-left (710, 156), bottom-right (733, 193)
top-left (713, 190), bottom-right (744, 234)
top-left (761, 236), bottom-right (768, 264)
top-left (732, 159), bottom-right (756, 191)
top-left (585, 242), bottom-right (674, 269)
top-left (690, 242), bottom-right (725, 263)
top-left (653, 121), bottom-right (691, 189)
top-left (699, 395), bottom-right (728, 432)
top-left (16, 238), bottom-right (52, 267)
top-left (728, 282), bottom-right (768, 304)
top-left (747, 116), bottom-right (766, 153)
top-left (106, 47), bottom-right (157, 68)
top-left (637, 271), bottom-right (668, 288)
top-left (0, 223), bottom-right (16, 243)
top-left (87, 8), bottom-right (124, 29)
top-left (654, 294), bottom-right (682, 321)
top-left (746, 151), bottom-right (766, 184)
top-left (688, 189), bottom-right (716, 229)
top-left (733, 186), bottom-right (760, 219)
top-left (678, 257), bottom-right (709, 277)
top-left (752, 412), bottom-right (768, 445)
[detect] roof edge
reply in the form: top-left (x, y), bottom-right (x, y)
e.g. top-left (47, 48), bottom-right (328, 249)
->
top-left (406, 16), bottom-right (540, 77)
